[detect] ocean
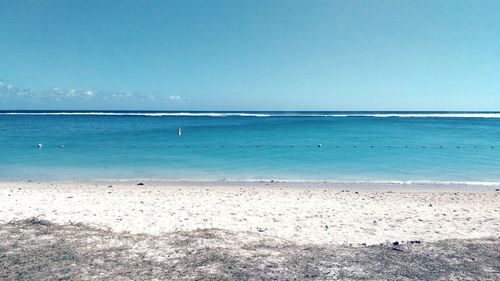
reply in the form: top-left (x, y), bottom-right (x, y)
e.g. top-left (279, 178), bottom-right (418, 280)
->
top-left (1, 111), bottom-right (500, 183)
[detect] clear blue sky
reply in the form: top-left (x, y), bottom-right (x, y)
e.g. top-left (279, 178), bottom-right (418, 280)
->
top-left (0, 0), bottom-right (499, 110)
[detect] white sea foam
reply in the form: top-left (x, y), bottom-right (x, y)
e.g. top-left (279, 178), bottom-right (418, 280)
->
top-left (0, 112), bottom-right (271, 117)
top-left (15, 177), bottom-right (500, 189)
top-left (1, 112), bottom-right (500, 118)
top-left (343, 113), bottom-right (500, 118)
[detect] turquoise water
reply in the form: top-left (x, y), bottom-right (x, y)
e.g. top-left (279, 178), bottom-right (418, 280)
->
top-left (1, 111), bottom-right (500, 182)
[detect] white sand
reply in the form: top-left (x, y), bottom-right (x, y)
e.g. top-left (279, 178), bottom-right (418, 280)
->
top-left (0, 181), bottom-right (498, 245)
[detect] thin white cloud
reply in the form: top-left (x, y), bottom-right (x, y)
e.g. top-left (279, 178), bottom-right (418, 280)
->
top-left (66, 89), bottom-right (77, 97)
top-left (0, 80), bottom-right (189, 108)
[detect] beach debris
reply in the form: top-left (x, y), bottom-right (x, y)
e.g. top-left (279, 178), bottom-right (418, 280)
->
top-left (408, 240), bottom-right (421, 244)
top-left (390, 241), bottom-right (404, 252)
top-left (137, 183), bottom-right (145, 186)
top-left (495, 189), bottom-right (499, 192)
top-left (256, 227), bottom-right (267, 232)
top-left (37, 144), bottom-right (43, 148)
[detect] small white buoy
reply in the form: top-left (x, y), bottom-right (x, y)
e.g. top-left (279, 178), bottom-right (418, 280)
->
top-left (59, 144), bottom-right (64, 148)
top-left (318, 144), bottom-right (322, 148)
top-left (177, 128), bottom-right (182, 136)
top-left (37, 144), bottom-right (43, 148)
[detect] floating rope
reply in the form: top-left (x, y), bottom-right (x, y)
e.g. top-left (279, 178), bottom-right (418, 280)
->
top-left (15, 144), bottom-right (500, 149)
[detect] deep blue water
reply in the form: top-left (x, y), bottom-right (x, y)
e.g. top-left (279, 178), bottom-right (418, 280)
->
top-left (1, 111), bottom-right (500, 182)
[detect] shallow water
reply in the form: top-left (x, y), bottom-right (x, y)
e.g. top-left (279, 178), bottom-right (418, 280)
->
top-left (1, 111), bottom-right (500, 182)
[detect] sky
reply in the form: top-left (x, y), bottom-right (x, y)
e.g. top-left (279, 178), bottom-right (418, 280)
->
top-left (0, 0), bottom-right (499, 111)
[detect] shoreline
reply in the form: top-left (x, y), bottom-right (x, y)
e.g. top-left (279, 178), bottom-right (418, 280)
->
top-left (1, 181), bottom-right (498, 245)
top-left (0, 179), bottom-right (500, 192)
top-left (2, 179), bottom-right (500, 191)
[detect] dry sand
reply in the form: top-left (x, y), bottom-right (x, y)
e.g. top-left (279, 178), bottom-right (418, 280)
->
top-left (1, 181), bottom-right (498, 245)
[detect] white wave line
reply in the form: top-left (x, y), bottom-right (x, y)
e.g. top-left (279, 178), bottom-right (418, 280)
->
top-left (1, 112), bottom-right (500, 118)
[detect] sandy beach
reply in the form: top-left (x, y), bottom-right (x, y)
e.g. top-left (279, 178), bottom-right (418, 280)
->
top-left (1, 181), bottom-right (498, 245)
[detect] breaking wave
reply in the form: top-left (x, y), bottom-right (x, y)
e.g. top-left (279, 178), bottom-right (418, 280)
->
top-left (1, 112), bottom-right (500, 118)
